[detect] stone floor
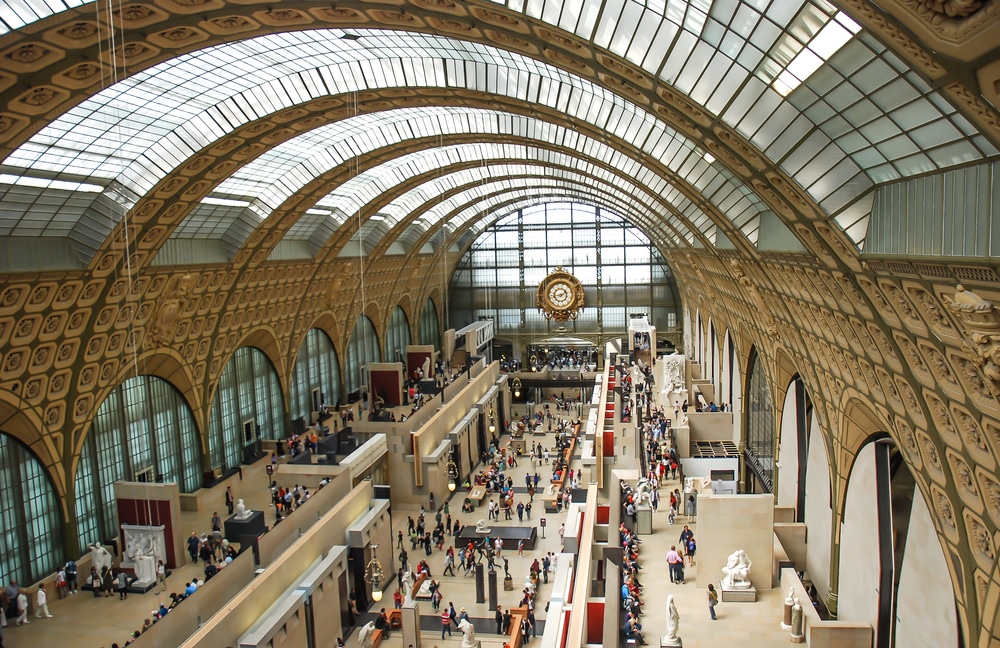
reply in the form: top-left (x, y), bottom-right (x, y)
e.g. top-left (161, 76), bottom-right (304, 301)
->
top-left (7, 369), bottom-right (796, 647)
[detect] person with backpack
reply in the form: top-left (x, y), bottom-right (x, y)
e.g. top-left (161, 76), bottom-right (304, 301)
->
top-left (707, 583), bottom-right (719, 620)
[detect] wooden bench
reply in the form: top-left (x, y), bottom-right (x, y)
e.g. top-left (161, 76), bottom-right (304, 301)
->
top-left (370, 610), bottom-right (402, 647)
top-left (545, 436), bottom-right (578, 511)
top-left (411, 573), bottom-right (432, 600)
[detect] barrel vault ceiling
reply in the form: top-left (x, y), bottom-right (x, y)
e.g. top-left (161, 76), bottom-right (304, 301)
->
top-left (1, 0), bottom-right (1000, 642)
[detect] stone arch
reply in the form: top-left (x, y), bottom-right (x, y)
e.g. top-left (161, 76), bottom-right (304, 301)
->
top-left (0, 390), bottom-right (64, 502)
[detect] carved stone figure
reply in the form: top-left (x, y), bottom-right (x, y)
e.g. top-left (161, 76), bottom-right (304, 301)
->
top-left (147, 273), bottom-right (193, 347)
top-left (721, 549), bottom-right (752, 589)
top-left (949, 285), bottom-right (1000, 396)
top-left (634, 478), bottom-right (652, 506)
top-left (235, 499), bottom-right (251, 520)
top-left (458, 618), bottom-right (479, 647)
top-left (475, 519), bottom-right (491, 534)
top-left (90, 542), bottom-right (112, 574)
top-left (358, 621), bottom-right (376, 648)
top-left (663, 594), bottom-right (681, 646)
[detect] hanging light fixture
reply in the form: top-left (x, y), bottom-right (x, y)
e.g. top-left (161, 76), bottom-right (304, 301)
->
top-left (511, 376), bottom-right (522, 398)
top-left (445, 452), bottom-right (459, 492)
top-left (367, 544), bottom-right (384, 602)
top-left (488, 406), bottom-right (496, 434)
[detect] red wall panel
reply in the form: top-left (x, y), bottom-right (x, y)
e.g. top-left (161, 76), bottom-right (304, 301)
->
top-left (116, 498), bottom-right (177, 568)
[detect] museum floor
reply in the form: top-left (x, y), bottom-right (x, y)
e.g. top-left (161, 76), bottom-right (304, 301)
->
top-left (7, 396), bottom-right (793, 648)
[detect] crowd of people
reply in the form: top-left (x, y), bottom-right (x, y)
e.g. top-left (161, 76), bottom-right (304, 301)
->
top-left (618, 483), bottom-right (649, 645)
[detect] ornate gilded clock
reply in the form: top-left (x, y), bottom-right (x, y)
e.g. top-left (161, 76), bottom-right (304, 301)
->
top-left (537, 267), bottom-right (585, 321)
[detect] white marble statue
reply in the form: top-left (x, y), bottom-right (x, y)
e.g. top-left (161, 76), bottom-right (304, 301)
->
top-left (358, 621), bottom-right (377, 648)
top-left (133, 548), bottom-right (156, 585)
top-left (475, 519), bottom-right (491, 534)
top-left (663, 594), bottom-right (681, 646)
top-left (634, 478), bottom-right (652, 506)
top-left (722, 549), bottom-right (753, 589)
top-left (422, 356), bottom-right (431, 378)
top-left (458, 618), bottom-right (480, 648)
top-left (235, 498), bottom-right (251, 520)
top-left (90, 542), bottom-right (112, 574)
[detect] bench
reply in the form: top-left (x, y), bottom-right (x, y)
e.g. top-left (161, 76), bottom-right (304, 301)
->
top-left (545, 435), bottom-right (578, 511)
top-left (369, 610), bottom-right (402, 647)
top-left (412, 573), bottom-right (433, 600)
top-left (506, 605), bottom-right (529, 648)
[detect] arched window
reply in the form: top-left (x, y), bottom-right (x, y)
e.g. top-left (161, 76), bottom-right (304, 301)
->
top-left (207, 347), bottom-right (284, 472)
top-left (745, 347), bottom-right (775, 493)
top-left (291, 329), bottom-right (342, 418)
top-left (346, 316), bottom-right (380, 396)
top-left (0, 434), bottom-right (63, 586)
top-left (419, 298), bottom-right (440, 347)
top-left (75, 375), bottom-right (200, 549)
top-left (383, 307), bottom-right (411, 363)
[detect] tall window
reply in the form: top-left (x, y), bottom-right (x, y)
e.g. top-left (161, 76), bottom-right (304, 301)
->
top-left (745, 347), bottom-right (775, 493)
top-left (419, 298), bottom-right (440, 347)
top-left (0, 434), bottom-right (63, 586)
top-left (383, 307), bottom-right (411, 363)
top-left (75, 375), bottom-right (200, 549)
top-left (291, 329), bottom-right (342, 418)
top-left (207, 347), bottom-right (284, 472)
top-left (346, 316), bottom-right (380, 396)
top-left (449, 203), bottom-right (680, 341)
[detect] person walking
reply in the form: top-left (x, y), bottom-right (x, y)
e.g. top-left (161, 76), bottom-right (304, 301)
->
top-left (155, 560), bottom-right (167, 594)
top-left (707, 583), bottom-right (719, 620)
top-left (441, 608), bottom-right (452, 639)
top-left (443, 551), bottom-right (456, 577)
top-left (14, 591), bottom-right (27, 626)
top-left (65, 560), bottom-right (78, 594)
top-left (34, 584), bottom-right (52, 619)
top-left (225, 487), bottom-right (235, 516)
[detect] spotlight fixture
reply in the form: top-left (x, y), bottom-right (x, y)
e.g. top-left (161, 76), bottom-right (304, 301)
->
top-left (367, 544), bottom-right (384, 602)
top-left (511, 376), bottom-right (522, 398)
top-left (488, 406), bottom-right (496, 434)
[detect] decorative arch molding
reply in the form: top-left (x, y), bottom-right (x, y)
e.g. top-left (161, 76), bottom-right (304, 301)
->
top-left (209, 325), bottom-right (287, 413)
top-left (834, 392), bottom-right (891, 512)
top-left (0, 391), bottom-right (63, 499)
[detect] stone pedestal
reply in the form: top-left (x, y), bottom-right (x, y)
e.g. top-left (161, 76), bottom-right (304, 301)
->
top-left (225, 509), bottom-right (267, 546)
top-left (488, 570), bottom-right (498, 610)
top-left (475, 564), bottom-right (485, 604)
top-left (660, 636), bottom-right (682, 647)
top-left (635, 505), bottom-right (653, 535)
top-left (401, 601), bottom-right (421, 648)
top-left (503, 576), bottom-right (514, 591)
top-left (720, 583), bottom-right (757, 602)
top-left (121, 524), bottom-right (166, 592)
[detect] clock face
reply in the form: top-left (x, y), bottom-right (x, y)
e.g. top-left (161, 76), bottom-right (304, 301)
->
top-left (548, 282), bottom-right (574, 308)
top-left (537, 267), bottom-right (584, 321)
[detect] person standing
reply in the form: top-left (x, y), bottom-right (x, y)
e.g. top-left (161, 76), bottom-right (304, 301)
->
top-left (666, 545), bottom-right (683, 584)
top-left (14, 591), bottom-right (27, 626)
top-left (225, 487), bottom-right (235, 516)
top-left (116, 570), bottom-right (129, 600)
top-left (687, 536), bottom-right (697, 566)
top-left (155, 560), bottom-right (167, 594)
top-left (65, 560), bottom-right (78, 594)
top-left (707, 583), bottom-right (719, 620)
top-left (34, 584), bottom-right (52, 618)
top-left (495, 605), bottom-right (504, 634)
top-left (211, 511), bottom-right (222, 533)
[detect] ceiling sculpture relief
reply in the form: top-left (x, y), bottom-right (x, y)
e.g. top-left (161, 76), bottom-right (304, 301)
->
top-left (0, 0), bottom-right (999, 642)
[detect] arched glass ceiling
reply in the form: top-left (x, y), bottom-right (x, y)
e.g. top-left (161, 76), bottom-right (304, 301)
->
top-left (355, 170), bottom-right (685, 254)
top-left (382, 171), bottom-right (689, 248)
top-left (0, 2), bottom-right (995, 250)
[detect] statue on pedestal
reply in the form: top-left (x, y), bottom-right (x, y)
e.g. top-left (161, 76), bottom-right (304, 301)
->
top-left (662, 594), bottom-right (681, 646)
top-left (458, 618), bottom-right (480, 647)
top-left (721, 549), bottom-right (752, 589)
top-left (90, 542), bottom-right (112, 574)
top-left (235, 499), bottom-right (251, 520)
top-left (475, 519), bottom-right (491, 534)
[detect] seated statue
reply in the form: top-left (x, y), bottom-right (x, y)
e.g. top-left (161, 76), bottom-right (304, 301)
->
top-left (721, 549), bottom-right (752, 589)
top-left (235, 499), bottom-right (251, 520)
top-left (475, 519), bottom-right (491, 534)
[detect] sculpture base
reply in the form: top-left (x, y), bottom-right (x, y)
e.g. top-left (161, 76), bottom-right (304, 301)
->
top-left (660, 636), bottom-right (682, 647)
top-left (791, 631), bottom-right (805, 644)
top-left (225, 509), bottom-right (266, 545)
top-left (503, 577), bottom-right (514, 591)
top-left (720, 583), bottom-right (757, 602)
top-left (635, 505), bottom-right (653, 535)
top-left (460, 641), bottom-right (480, 648)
